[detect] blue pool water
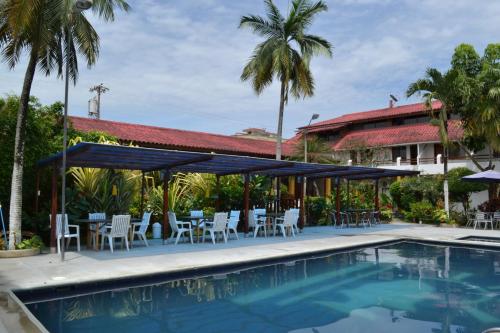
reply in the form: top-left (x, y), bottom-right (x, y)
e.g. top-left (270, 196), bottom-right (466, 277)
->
top-left (21, 242), bottom-right (500, 333)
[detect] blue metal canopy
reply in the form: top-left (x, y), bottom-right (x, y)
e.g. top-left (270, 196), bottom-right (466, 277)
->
top-left (37, 142), bottom-right (419, 179)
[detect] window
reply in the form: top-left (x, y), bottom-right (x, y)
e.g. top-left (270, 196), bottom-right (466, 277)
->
top-left (392, 146), bottom-right (407, 162)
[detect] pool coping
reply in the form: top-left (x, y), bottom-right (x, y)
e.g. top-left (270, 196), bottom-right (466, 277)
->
top-left (6, 234), bottom-right (500, 333)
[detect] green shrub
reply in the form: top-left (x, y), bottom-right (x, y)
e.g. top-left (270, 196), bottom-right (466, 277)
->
top-left (380, 208), bottom-right (393, 221)
top-left (15, 235), bottom-right (44, 250)
top-left (306, 197), bottom-right (332, 225)
top-left (406, 201), bottom-right (435, 223)
top-left (389, 176), bottom-right (442, 211)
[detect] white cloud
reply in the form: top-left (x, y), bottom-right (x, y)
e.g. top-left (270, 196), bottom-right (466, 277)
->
top-left (1, 0), bottom-right (499, 137)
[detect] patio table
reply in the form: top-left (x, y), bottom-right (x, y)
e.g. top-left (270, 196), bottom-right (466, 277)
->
top-left (257, 212), bottom-right (284, 236)
top-left (74, 218), bottom-right (141, 251)
top-left (178, 216), bottom-right (213, 243)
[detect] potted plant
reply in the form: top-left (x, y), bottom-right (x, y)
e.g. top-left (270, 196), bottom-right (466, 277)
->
top-left (0, 235), bottom-right (44, 258)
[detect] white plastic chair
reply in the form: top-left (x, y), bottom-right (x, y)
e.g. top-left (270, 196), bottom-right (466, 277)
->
top-left (466, 211), bottom-right (476, 228)
top-left (202, 212), bottom-right (228, 244)
top-left (51, 214), bottom-right (80, 254)
top-left (101, 215), bottom-right (131, 253)
top-left (132, 212), bottom-right (152, 247)
top-left (359, 211), bottom-right (371, 228)
top-left (371, 211), bottom-right (381, 226)
top-left (289, 208), bottom-right (300, 233)
top-left (493, 212), bottom-right (500, 229)
top-left (340, 212), bottom-right (349, 228)
top-left (274, 210), bottom-right (297, 238)
top-left (88, 212), bottom-right (106, 247)
top-left (474, 212), bottom-right (493, 230)
top-left (227, 210), bottom-right (240, 240)
top-left (252, 208), bottom-right (268, 238)
top-left (168, 211), bottom-right (193, 245)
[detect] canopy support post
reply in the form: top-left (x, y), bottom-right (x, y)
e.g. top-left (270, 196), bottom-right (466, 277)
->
top-left (374, 179), bottom-right (380, 211)
top-left (347, 179), bottom-right (350, 210)
top-left (215, 175), bottom-right (221, 211)
top-left (162, 170), bottom-right (170, 244)
top-left (140, 171), bottom-right (145, 217)
top-left (50, 163), bottom-right (58, 253)
top-left (243, 174), bottom-right (250, 236)
top-left (299, 177), bottom-right (305, 230)
top-left (335, 177), bottom-right (340, 222)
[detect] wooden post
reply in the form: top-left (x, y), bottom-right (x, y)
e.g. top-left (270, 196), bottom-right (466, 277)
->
top-left (162, 170), bottom-right (170, 242)
top-left (374, 179), bottom-right (380, 211)
top-left (50, 164), bottom-right (58, 252)
top-left (276, 177), bottom-right (281, 213)
top-left (34, 169), bottom-right (40, 214)
top-left (299, 177), bottom-right (305, 229)
top-left (324, 178), bottom-right (331, 198)
top-left (335, 177), bottom-right (341, 222)
top-left (288, 176), bottom-right (295, 196)
top-left (215, 175), bottom-right (221, 211)
top-left (140, 172), bottom-right (145, 217)
top-left (243, 174), bottom-right (250, 235)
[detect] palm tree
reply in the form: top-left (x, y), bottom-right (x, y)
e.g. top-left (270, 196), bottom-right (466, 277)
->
top-left (407, 68), bottom-right (463, 217)
top-left (239, 0), bottom-right (332, 160)
top-left (0, 0), bottom-right (130, 249)
top-left (292, 135), bottom-right (335, 164)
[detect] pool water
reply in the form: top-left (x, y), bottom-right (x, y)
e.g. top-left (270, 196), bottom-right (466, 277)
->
top-left (22, 242), bottom-right (500, 333)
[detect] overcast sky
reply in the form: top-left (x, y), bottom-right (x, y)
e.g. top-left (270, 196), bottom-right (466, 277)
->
top-left (1, 0), bottom-right (499, 138)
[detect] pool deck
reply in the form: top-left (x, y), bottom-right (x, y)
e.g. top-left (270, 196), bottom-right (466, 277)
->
top-left (1, 222), bottom-right (500, 332)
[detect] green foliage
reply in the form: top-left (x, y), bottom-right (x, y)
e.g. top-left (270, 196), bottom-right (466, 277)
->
top-left (405, 201), bottom-right (435, 223)
top-left (448, 167), bottom-right (488, 212)
top-left (15, 235), bottom-right (44, 250)
top-left (389, 177), bottom-right (442, 212)
top-left (291, 136), bottom-right (337, 164)
top-left (305, 197), bottom-right (332, 225)
top-left (380, 208), bottom-right (393, 221)
top-left (239, 0), bottom-right (332, 99)
top-left (0, 96), bottom-right (64, 228)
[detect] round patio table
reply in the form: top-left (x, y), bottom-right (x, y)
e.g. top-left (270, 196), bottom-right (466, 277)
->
top-left (74, 218), bottom-right (142, 251)
top-left (256, 212), bottom-right (284, 236)
top-left (177, 216), bottom-right (213, 243)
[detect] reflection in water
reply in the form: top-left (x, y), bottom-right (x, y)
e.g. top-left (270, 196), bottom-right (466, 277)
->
top-left (26, 242), bottom-right (500, 333)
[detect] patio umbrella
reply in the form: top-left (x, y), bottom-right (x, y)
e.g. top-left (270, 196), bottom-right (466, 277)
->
top-left (462, 170), bottom-right (500, 183)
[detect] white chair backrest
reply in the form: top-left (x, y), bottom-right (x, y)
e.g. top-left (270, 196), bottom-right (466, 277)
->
top-left (228, 210), bottom-right (240, 229)
top-left (168, 211), bottom-right (179, 233)
top-left (139, 212), bottom-right (152, 233)
top-left (248, 210), bottom-right (256, 228)
top-left (476, 212), bottom-right (489, 220)
top-left (212, 212), bottom-right (228, 231)
top-left (494, 212), bottom-right (500, 219)
top-left (110, 215), bottom-right (130, 236)
top-left (52, 214), bottom-right (69, 236)
top-left (283, 210), bottom-right (296, 226)
top-left (253, 209), bottom-right (266, 219)
top-left (89, 212), bottom-right (106, 220)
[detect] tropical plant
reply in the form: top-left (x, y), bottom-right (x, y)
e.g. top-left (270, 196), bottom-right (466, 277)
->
top-left (447, 167), bottom-right (487, 213)
top-left (15, 234), bottom-right (44, 250)
top-left (146, 174), bottom-right (190, 217)
top-left (239, 0), bottom-right (332, 160)
top-left (407, 68), bottom-right (464, 217)
top-left (0, 0), bottom-right (130, 249)
top-left (389, 177), bottom-right (442, 212)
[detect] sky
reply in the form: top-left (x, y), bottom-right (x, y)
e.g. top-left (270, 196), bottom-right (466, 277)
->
top-left (1, 0), bottom-right (500, 138)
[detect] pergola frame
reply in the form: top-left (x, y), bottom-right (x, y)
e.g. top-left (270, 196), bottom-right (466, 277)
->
top-left (38, 142), bottom-right (419, 251)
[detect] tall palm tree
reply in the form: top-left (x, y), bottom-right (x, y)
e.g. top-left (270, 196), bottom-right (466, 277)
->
top-left (407, 68), bottom-right (463, 217)
top-left (239, 0), bottom-right (332, 160)
top-left (0, 0), bottom-right (130, 249)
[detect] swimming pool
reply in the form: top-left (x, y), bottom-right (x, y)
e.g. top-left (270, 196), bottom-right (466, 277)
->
top-left (17, 241), bottom-right (500, 333)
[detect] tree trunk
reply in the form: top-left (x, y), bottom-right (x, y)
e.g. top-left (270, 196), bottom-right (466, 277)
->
top-left (275, 80), bottom-right (286, 161)
top-left (8, 49), bottom-right (38, 249)
top-left (443, 127), bottom-right (449, 217)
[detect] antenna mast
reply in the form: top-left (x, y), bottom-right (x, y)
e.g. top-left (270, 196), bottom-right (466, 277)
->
top-left (89, 83), bottom-right (109, 119)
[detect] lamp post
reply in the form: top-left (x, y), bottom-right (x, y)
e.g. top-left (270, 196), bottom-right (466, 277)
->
top-left (302, 113), bottom-right (319, 227)
top-left (304, 113), bottom-right (320, 163)
top-left (60, 0), bottom-right (93, 262)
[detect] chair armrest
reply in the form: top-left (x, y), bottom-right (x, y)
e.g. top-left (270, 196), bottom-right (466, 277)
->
top-left (177, 221), bottom-right (192, 228)
top-left (68, 225), bottom-right (80, 232)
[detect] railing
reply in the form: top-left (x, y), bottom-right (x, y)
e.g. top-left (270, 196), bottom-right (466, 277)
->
top-left (356, 154), bottom-right (499, 167)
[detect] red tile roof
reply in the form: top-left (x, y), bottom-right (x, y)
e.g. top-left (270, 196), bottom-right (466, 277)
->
top-left (301, 101), bottom-right (442, 131)
top-left (332, 120), bottom-right (463, 150)
top-left (70, 116), bottom-right (293, 157)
